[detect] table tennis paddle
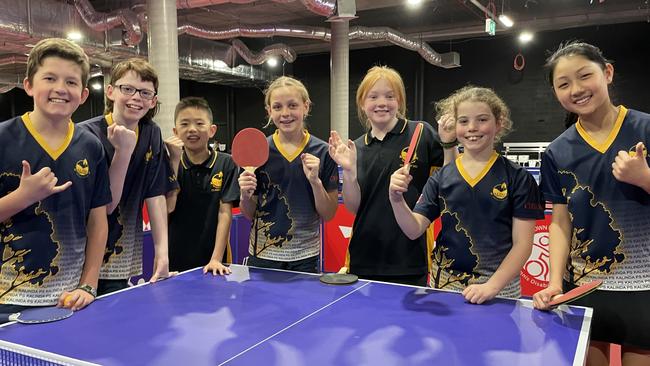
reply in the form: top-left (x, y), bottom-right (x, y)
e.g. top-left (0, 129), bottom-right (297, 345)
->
top-left (548, 279), bottom-right (603, 308)
top-left (320, 267), bottom-right (358, 285)
top-left (0, 306), bottom-right (73, 324)
top-left (232, 128), bottom-right (269, 173)
top-left (404, 123), bottom-right (423, 168)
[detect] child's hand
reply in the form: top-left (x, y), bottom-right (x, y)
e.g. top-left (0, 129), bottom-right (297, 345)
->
top-left (164, 135), bottom-right (184, 162)
top-left (389, 165), bottom-right (412, 203)
top-left (437, 114), bottom-right (456, 145)
top-left (150, 256), bottom-right (173, 282)
top-left (301, 153), bottom-right (321, 185)
top-left (532, 284), bottom-right (563, 311)
top-left (238, 170), bottom-right (257, 200)
top-left (328, 130), bottom-right (356, 172)
top-left (462, 282), bottom-right (500, 304)
top-left (107, 123), bottom-right (137, 155)
top-left (18, 160), bottom-right (72, 204)
top-left (612, 142), bottom-right (650, 189)
top-left (58, 289), bottom-right (94, 311)
top-left (203, 260), bottom-right (232, 276)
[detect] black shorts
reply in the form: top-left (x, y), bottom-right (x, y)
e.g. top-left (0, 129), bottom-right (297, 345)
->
top-left (563, 281), bottom-right (650, 349)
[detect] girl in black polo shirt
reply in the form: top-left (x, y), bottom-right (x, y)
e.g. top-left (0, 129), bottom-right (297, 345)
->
top-left (329, 66), bottom-right (452, 286)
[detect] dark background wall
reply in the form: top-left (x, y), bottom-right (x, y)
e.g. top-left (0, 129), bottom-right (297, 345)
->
top-left (1, 21), bottom-right (648, 148)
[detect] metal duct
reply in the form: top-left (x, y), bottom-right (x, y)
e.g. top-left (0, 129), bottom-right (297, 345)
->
top-left (348, 26), bottom-right (445, 67)
top-left (175, 0), bottom-right (334, 16)
top-left (178, 23), bottom-right (330, 41)
top-left (0, 0), bottom-right (270, 85)
top-left (231, 39), bottom-right (297, 65)
top-left (74, 0), bottom-right (143, 46)
top-left (177, 23), bottom-right (454, 68)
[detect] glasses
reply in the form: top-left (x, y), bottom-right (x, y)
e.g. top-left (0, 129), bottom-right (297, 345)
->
top-left (115, 84), bottom-right (157, 100)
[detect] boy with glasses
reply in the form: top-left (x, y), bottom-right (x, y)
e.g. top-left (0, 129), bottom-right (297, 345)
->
top-left (79, 58), bottom-right (178, 295)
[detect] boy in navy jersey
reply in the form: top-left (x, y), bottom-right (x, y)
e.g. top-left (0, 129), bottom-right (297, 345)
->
top-left (0, 38), bottom-right (110, 313)
top-left (79, 58), bottom-right (177, 295)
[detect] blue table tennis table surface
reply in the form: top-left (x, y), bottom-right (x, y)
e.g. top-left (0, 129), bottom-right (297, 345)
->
top-left (0, 265), bottom-right (591, 366)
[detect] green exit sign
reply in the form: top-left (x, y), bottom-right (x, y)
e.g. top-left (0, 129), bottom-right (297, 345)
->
top-left (485, 18), bottom-right (496, 36)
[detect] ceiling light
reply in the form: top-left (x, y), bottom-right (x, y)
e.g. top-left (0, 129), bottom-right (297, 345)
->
top-left (498, 14), bottom-right (514, 27)
top-left (67, 31), bottom-right (83, 41)
top-left (518, 31), bottom-right (534, 44)
top-left (266, 57), bottom-right (279, 67)
top-left (407, 0), bottom-right (423, 5)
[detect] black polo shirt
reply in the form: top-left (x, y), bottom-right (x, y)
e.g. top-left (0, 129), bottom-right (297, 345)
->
top-left (348, 119), bottom-right (443, 276)
top-left (168, 148), bottom-right (240, 271)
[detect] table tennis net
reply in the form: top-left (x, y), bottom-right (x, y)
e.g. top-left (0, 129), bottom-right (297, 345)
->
top-left (0, 342), bottom-right (97, 366)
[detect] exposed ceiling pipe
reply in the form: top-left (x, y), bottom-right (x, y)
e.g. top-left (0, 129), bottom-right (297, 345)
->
top-left (74, 0), bottom-right (143, 46)
top-left (0, 0), bottom-right (271, 85)
top-left (348, 26), bottom-right (443, 67)
top-left (0, 55), bottom-right (27, 67)
top-left (177, 23), bottom-right (455, 68)
top-left (175, 0), bottom-right (334, 16)
top-left (178, 23), bottom-right (331, 41)
top-left (231, 39), bottom-right (297, 65)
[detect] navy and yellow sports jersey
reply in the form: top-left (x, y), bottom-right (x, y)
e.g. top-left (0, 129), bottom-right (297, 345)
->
top-left (169, 148), bottom-right (239, 271)
top-left (249, 131), bottom-right (338, 262)
top-left (414, 152), bottom-right (544, 298)
top-left (541, 106), bottom-right (650, 290)
top-left (0, 113), bottom-right (111, 306)
top-left (350, 119), bottom-right (443, 276)
top-left (78, 114), bottom-right (178, 279)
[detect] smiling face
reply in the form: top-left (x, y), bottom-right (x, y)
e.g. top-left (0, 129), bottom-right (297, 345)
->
top-left (266, 86), bottom-right (309, 136)
top-left (551, 54), bottom-right (613, 119)
top-left (456, 100), bottom-right (501, 156)
top-left (23, 56), bottom-right (89, 124)
top-left (362, 78), bottom-right (399, 128)
top-left (174, 106), bottom-right (216, 154)
top-left (106, 70), bottom-right (157, 126)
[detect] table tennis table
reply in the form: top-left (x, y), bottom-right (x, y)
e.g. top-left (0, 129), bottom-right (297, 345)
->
top-left (0, 265), bottom-right (592, 366)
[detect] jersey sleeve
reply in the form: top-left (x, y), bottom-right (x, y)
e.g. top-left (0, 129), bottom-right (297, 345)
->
top-left (540, 149), bottom-right (567, 204)
top-left (221, 155), bottom-right (241, 203)
top-left (413, 171), bottom-right (442, 221)
top-left (145, 128), bottom-right (179, 198)
top-left (511, 167), bottom-right (545, 219)
top-left (319, 151), bottom-right (339, 192)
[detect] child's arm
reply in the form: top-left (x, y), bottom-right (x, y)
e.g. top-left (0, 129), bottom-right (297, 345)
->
top-left (463, 217), bottom-right (535, 304)
top-left (533, 204), bottom-right (572, 310)
top-left (437, 114), bottom-right (459, 166)
top-left (328, 131), bottom-right (361, 214)
top-left (301, 153), bottom-right (338, 221)
top-left (204, 201), bottom-right (233, 276)
top-left (58, 205), bottom-right (108, 311)
top-left (164, 136), bottom-right (183, 214)
top-left (0, 161), bottom-right (71, 222)
top-left (238, 170), bottom-right (257, 220)
top-left (146, 195), bottom-right (171, 282)
top-left (389, 165), bottom-right (431, 239)
top-left (612, 142), bottom-right (650, 193)
top-left (106, 124), bottom-right (137, 214)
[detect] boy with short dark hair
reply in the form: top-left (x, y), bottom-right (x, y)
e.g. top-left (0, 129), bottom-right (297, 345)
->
top-left (166, 97), bottom-right (239, 275)
top-left (0, 38), bottom-right (111, 313)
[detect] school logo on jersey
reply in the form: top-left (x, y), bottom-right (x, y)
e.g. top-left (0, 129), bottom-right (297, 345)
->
top-left (145, 146), bottom-right (153, 163)
top-left (210, 171), bottom-right (223, 192)
top-left (629, 144), bottom-right (648, 158)
top-left (491, 182), bottom-right (508, 200)
top-left (74, 159), bottom-right (90, 178)
top-left (400, 147), bottom-right (418, 168)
